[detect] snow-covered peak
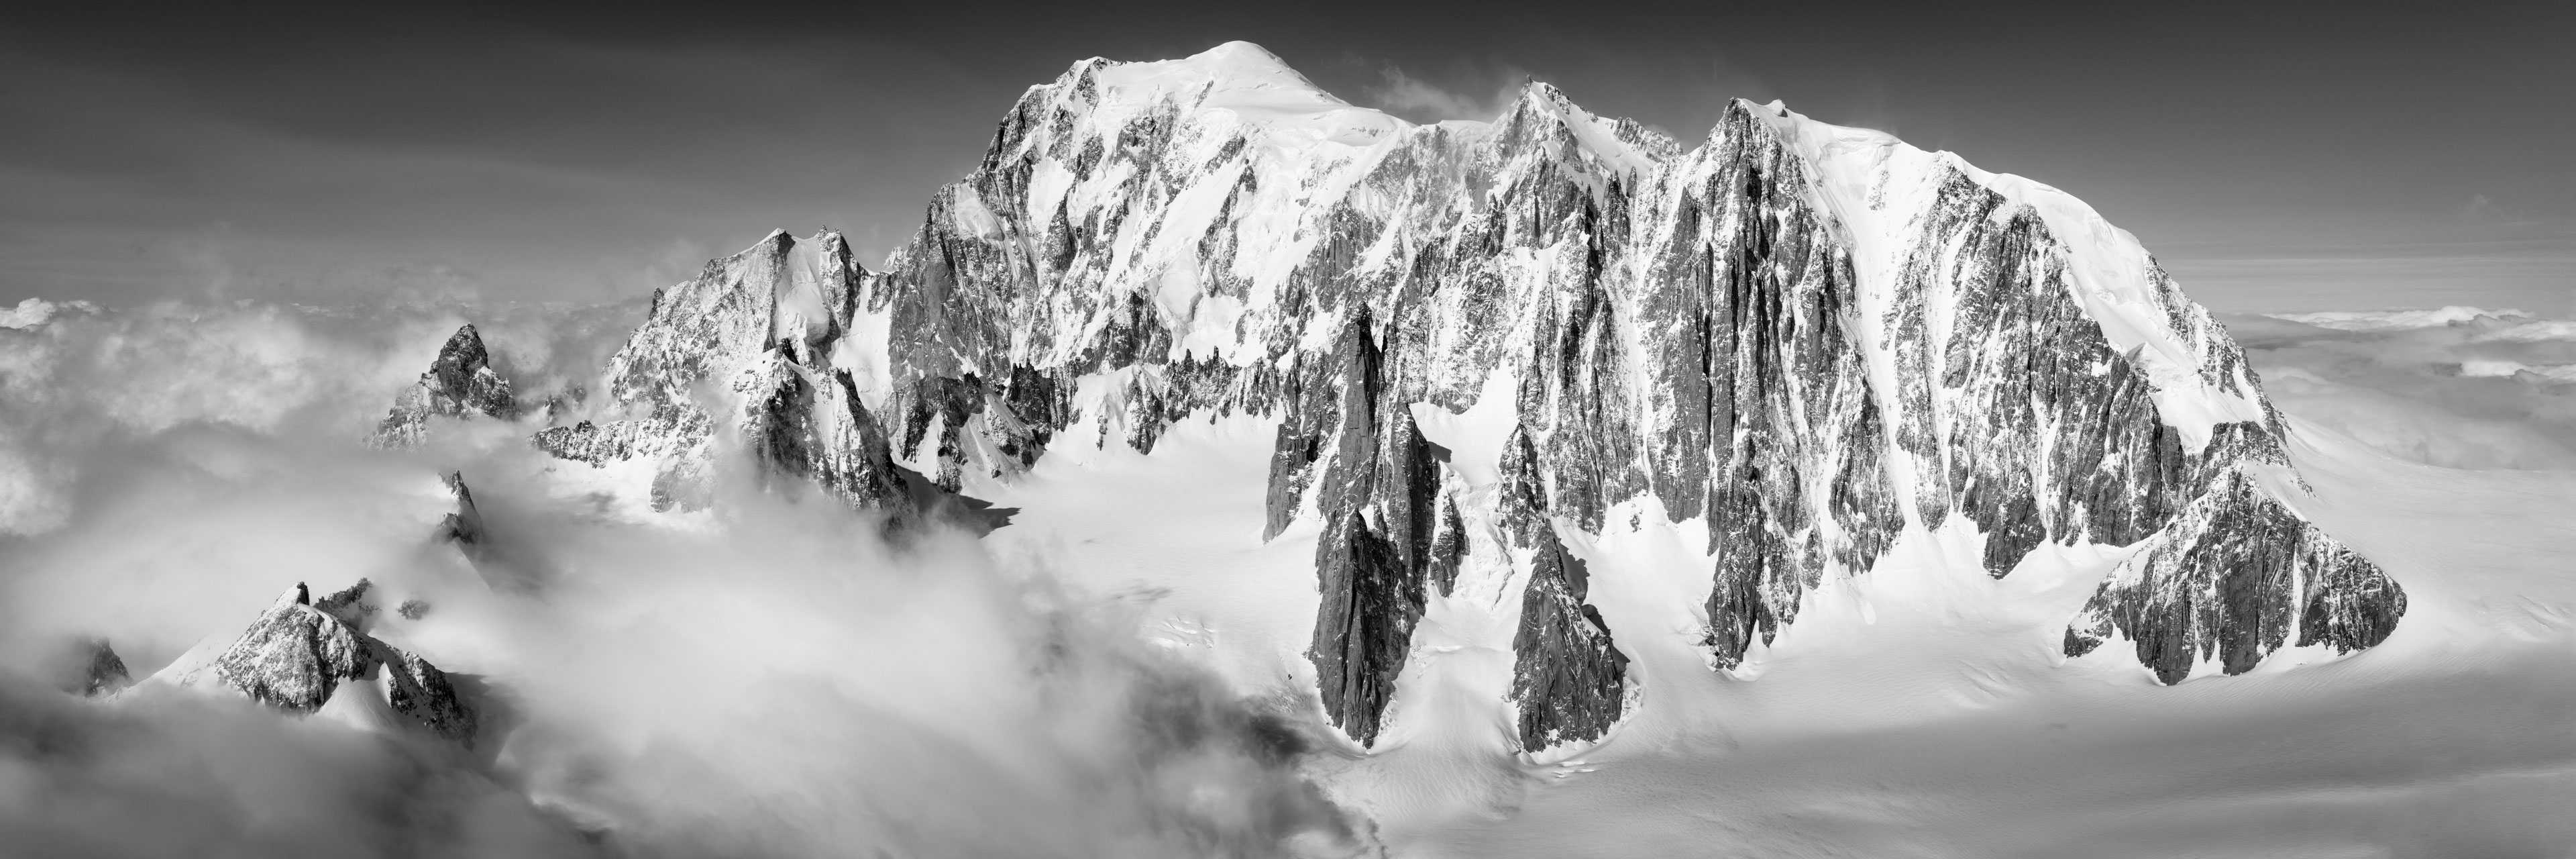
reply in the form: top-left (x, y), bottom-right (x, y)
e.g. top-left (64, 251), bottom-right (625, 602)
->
top-left (1093, 41), bottom-right (1340, 109)
top-left (1749, 98), bottom-right (2271, 448)
top-left (1046, 40), bottom-right (1408, 153)
top-left (1498, 81), bottom-right (1678, 179)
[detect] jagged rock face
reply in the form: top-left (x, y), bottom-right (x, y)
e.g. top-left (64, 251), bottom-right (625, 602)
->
top-left (1511, 529), bottom-right (1628, 752)
top-left (1279, 313), bottom-right (1468, 746)
top-left (312, 579), bottom-right (377, 626)
top-left (375, 323), bottom-right (519, 446)
top-left (554, 44), bottom-right (2406, 744)
top-left (1636, 109), bottom-right (1906, 666)
top-left (378, 648), bottom-right (476, 742)
top-left (738, 348), bottom-right (910, 512)
top-left (534, 231), bottom-right (913, 517)
top-left (1306, 509), bottom-right (1421, 746)
top-left (204, 582), bottom-right (478, 742)
top-left (1426, 491), bottom-right (1466, 597)
top-left (213, 584), bottom-right (375, 711)
top-left (2064, 466), bottom-right (2406, 683)
top-left (1884, 169), bottom-right (2216, 575)
top-left (435, 470), bottom-right (487, 556)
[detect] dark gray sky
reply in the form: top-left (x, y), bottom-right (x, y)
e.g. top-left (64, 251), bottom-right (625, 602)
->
top-left (5, 1), bottom-right (2569, 313)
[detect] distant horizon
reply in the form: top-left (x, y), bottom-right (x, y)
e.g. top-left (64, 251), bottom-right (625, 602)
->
top-left (5, 3), bottom-right (2567, 315)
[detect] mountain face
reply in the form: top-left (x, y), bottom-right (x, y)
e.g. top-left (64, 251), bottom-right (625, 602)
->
top-left (376, 323), bottom-right (519, 446)
top-left (534, 232), bottom-right (912, 518)
top-left (531, 42), bottom-right (2406, 750)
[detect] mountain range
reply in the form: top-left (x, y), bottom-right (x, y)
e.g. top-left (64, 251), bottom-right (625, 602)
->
top-left (427, 41), bottom-right (2417, 753)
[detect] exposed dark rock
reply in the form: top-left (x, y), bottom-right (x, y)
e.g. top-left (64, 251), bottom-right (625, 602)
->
top-left (2298, 541), bottom-right (2408, 654)
top-left (374, 323), bottom-right (519, 447)
top-left (1290, 313), bottom-right (1419, 746)
top-left (2064, 468), bottom-right (2406, 682)
top-left (1495, 425), bottom-right (1551, 552)
top-left (738, 348), bottom-right (910, 515)
top-left (1305, 509), bottom-right (1424, 747)
top-left (1662, 107), bottom-right (1904, 668)
top-left (1511, 529), bottom-right (1628, 752)
top-left (203, 583), bottom-right (478, 743)
top-left (313, 578), bottom-right (376, 626)
top-left (210, 584), bottom-right (372, 713)
top-left (377, 648), bottom-right (476, 742)
top-left (1426, 492), bottom-right (1466, 597)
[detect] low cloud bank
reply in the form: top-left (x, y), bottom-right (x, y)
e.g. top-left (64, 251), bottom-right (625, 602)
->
top-left (0, 297), bottom-right (636, 534)
top-left (2230, 306), bottom-right (2576, 470)
top-left (0, 298), bottom-right (1365, 858)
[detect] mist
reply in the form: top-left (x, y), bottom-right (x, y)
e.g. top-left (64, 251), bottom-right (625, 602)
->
top-left (2226, 307), bottom-right (2576, 470)
top-left (0, 298), bottom-right (1367, 858)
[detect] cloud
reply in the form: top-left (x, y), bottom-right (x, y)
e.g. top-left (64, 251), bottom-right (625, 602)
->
top-left (0, 297), bottom-right (651, 535)
top-left (2271, 305), bottom-right (2536, 332)
top-left (0, 675), bottom-right (590, 858)
top-left (1363, 66), bottom-right (1522, 123)
top-left (2229, 307), bottom-right (2576, 470)
top-left (0, 297), bottom-right (1368, 856)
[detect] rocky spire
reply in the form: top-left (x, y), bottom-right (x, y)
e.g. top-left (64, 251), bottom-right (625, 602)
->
top-left (1511, 529), bottom-right (1627, 752)
top-left (435, 470), bottom-right (487, 556)
top-left (374, 323), bottom-right (520, 447)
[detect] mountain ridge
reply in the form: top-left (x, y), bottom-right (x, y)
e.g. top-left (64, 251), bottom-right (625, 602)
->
top-left (527, 41), bottom-right (2409, 750)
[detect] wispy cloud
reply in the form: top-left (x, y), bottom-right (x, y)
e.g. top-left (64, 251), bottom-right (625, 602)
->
top-left (1362, 64), bottom-right (1523, 123)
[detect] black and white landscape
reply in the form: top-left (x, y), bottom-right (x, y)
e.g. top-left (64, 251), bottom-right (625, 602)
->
top-left (4, 9), bottom-right (2573, 858)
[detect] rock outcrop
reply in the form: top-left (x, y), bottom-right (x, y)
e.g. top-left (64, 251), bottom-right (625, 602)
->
top-left (2064, 465), bottom-right (2407, 682)
top-left (1279, 311), bottom-right (1470, 746)
top-left (199, 581), bottom-right (477, 743)
top-left (1511, 528), bottom-right (1628, 752)
top-left (374, 323), bottom-right (519, 446)
top-left (435, 470), bottom-right (487, 556)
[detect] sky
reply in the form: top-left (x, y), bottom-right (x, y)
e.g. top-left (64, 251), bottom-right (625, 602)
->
top-left (3, 1), bottom-right (2569, 313)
